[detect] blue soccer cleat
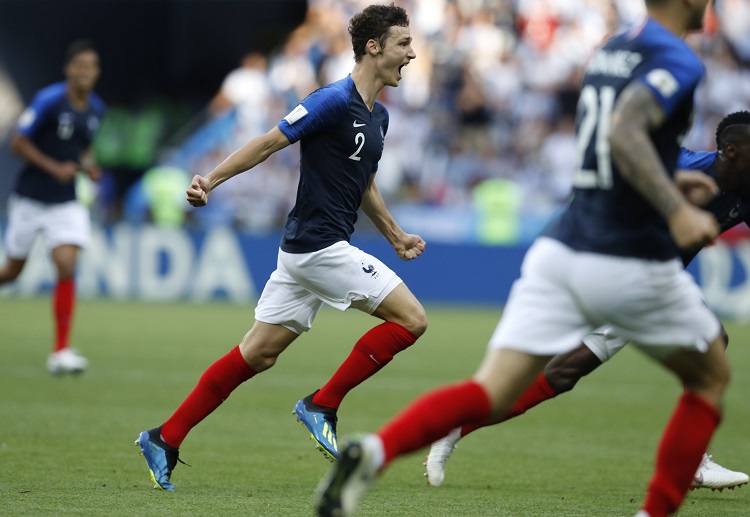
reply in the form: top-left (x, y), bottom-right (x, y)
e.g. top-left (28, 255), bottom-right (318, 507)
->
top-left (293, 392), bottom-right (340, 461)
top-left (135, 427), bottom-right (181, 491)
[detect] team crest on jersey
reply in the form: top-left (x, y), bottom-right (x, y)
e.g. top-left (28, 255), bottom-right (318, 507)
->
top-left (284, 104), bottom-right (308, 125)
top-left (646, 69), bottom-right (679, 98)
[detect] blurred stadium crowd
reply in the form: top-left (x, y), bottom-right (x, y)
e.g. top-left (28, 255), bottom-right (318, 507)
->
top-left (9, 0), bottom-right (750, 244)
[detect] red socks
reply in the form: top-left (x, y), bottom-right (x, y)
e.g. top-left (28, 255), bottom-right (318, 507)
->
top-left (313, 322), bottom-right (417, 409)
top-left (377, 380), bottom-right (492, 467)
top-left (641, 391), bottom-right (721, 517)
top-left (53, 279), bottom-right (75, 352)
top-left (161, 346), bottom-right (256, 448)
top-left (460, 371), bottom-right (557, 436)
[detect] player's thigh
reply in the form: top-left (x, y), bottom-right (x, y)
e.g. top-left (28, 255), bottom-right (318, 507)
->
top-left (4, 194), bottom-right (45, 259)
top-left (254, 260), bottom-right (325, 335)
top-left (44, 201), bottom-right (90, 250)
top-left (489, 238), bottom-right (594, 356)
top-left (650, 334), bottom-right (729, 406)
top-left (280, 241), bottom-right (402, 314)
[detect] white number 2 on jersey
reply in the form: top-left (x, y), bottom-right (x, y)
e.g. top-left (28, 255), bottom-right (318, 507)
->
top-left (349, 132), bottom-right (365, 161)
top-left (572, 85), bottom-right (616, 189)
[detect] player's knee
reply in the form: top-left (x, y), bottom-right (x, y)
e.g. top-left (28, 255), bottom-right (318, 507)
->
top-left (402, 307), bottom-right (428, 337)
top-left (244, 350), bottom-right (278, 373)
top-left (239, 338), bottom-right (281, 373)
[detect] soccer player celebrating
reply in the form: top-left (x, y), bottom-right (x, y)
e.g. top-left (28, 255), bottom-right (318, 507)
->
top-left (425, 112), bottom-right (750, 492)
top-left (315, 1), bottom-right (727, 517)
top-left (136, 3), bottom-right (425, 491)
top-left (0, 40), bottom-right (105, 375)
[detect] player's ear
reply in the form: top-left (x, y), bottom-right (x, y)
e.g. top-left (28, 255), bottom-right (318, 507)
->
top-left (724, 142), bottom-right (737, 160)
top-left (366, 39), bottom-right (381, 56)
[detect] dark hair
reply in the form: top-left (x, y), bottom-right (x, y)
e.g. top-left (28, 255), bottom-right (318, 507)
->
top-left (64, 39), bottom-right (97, 66)
top-left (348, 3), bottom-right (409, 62)
top-left (715, 111), bottom-right (750, 147)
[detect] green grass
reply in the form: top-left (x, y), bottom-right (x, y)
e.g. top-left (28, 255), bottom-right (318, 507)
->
top-left (1, 298), bottom-right (748, 516)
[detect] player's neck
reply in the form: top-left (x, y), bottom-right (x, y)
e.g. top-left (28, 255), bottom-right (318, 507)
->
top-left (647, 8), bottom-right (690, 37)
top-left (350, 66), bottom-right (383, 112)
top-left (65, 84), bottom-right (89, 110)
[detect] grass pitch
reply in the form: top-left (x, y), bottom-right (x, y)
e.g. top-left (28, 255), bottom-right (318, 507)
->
top-left (1, 297), bottom-right (749, 516)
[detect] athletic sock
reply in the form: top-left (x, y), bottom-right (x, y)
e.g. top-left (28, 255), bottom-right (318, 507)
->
top-left (377, 380), bottom-right (492, 467)
top-left (312, 322), bottom-right (417, 409)
top-left (53, 279), bottom-right (75, 352)
top-left (160, 345), bottom-right (256, 448)
top-left (460, 371), bottom-right (556, 436)
top-left (641, 391), bottom-right (721, 517)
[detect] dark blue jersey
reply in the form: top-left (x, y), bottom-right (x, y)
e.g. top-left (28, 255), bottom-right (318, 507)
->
top-left (13, 82), bottom-right (105, 204)
top-left (679, 148), bottom-right (750, 265)
top-left (545, 18), bottom-right (704, 260)
top-left (277, 75), bottom-right (388, 253)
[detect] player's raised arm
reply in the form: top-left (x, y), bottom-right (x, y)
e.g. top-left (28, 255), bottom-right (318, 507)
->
top-left (360, 175), bottom-right (425, 260)
top-left (608, 83), bottom-right (719, 250)
top-left (186, 126), bottom-right (290, 207)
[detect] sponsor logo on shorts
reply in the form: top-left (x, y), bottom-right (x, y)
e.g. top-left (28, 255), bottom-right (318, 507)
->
top-left (362, 264), bottom-right (379, 278)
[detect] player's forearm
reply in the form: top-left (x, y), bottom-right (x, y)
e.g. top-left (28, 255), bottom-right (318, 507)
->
top-left (360, 179), bottom-right (405, 245)
top-left (10, 134), bottom-right (64, 174)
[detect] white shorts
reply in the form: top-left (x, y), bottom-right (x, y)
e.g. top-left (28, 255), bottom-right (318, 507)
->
top-left (489, 237), bottom-right (721, 359)
top-left (254, 241), bottom-right (402, 334)
top-left (582, 326), bottom-right (627, 363)
top-left (4, 194), bottom-right (91, 259)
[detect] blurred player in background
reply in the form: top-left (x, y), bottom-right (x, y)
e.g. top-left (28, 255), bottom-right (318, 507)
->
top-left (0, 40), bottom-right (105, 375)
top-left (135, 3), bottom-right (425, 491)
top-left (316, 1), bottom-right (729, 516)
top-left (425, 111), bottom-right (750, 492)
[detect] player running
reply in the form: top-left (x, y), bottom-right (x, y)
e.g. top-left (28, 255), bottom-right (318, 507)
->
top-left (425, 111), bottom-right (750, 492)
top-left (136, 3), bottom-right (425, 491)
top-left (0, 40), bottom-right (105, 375)
top-left (315, 1), bottom-right (728, 516)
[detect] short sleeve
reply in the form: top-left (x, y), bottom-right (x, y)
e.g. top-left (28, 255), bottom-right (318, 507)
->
top-left (638, 49), bottom-right (704, 117)
top-left (277, 85), bottom-right (350, 144)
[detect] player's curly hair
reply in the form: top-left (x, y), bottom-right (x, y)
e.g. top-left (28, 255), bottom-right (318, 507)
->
top-left (349, 3), bottom-right (409, 63)
top-left (64, 39), bottom-right (97, 66)
top-left (716, 111), bottom-right (750, 147)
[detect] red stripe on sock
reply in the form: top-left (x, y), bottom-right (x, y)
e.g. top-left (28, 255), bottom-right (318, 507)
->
top-left (377, 380), bottom-right (492, 467)
top-left (642, 391), bottom-right (721, 517)
top-left (313, 322), bottom-right (417, 409)
top-left (161, 345), bottom-right (256, 448)
top-left (53, 279), bottom-right (75, 352)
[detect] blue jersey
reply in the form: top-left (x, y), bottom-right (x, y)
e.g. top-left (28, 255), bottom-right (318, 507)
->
top-left (277, 75), bottom-right (388, 253)
top-left (13, 81), bottom-right (106, 204)
top-left (545, 18), bottom-right (704, 260)
top-left (680, 148), bottom-right (750, 265)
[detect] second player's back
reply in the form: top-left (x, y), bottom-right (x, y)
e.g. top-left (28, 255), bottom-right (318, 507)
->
top-left (546, 18), bottom-right (704, 261)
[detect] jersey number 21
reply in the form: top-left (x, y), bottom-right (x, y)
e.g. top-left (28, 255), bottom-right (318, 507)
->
top-left (573, 85), bottom-right (616, 190)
